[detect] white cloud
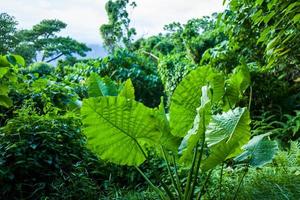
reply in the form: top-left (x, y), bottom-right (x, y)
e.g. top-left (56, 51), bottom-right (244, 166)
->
top-left (131, 0), bottom-right (225, 37)
top-left (1, 0), bottom-right (225, 44)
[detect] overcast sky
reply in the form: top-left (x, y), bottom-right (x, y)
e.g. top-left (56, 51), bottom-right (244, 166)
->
top-left (2, 0), bottom-right (225, 44)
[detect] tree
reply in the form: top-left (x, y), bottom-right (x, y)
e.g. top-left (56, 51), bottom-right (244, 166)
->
top-left (100, 0), bottom-right (137, 52)
top-left (0, 13), bottom-right (18, 54)
top-left (14, 19), bottom-right (91, 63)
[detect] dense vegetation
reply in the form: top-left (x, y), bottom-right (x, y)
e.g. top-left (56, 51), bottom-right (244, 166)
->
top-left (0, 0), bottom-right (299, 199)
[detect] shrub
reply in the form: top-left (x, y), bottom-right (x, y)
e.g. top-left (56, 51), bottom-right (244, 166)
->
top-left (0, 113), bottom-right (105, 199)
top-left (207, 142), bottom-right (300, 200)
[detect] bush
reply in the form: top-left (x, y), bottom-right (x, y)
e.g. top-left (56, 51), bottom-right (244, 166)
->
top-left (0, 113), bottom-right (105, 199)
top-left (206, 142), bottom-right (300, 200)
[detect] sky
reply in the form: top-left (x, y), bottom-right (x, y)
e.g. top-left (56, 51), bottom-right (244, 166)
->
top-left (1, 0), bottom-right (225, 45)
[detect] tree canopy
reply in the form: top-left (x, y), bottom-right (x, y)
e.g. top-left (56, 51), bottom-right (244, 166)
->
top-left (0, 14), bottom-right (91, 64)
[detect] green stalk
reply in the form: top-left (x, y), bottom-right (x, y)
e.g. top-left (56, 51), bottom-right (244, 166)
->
top-left (196, 169), bottom-right (213, 200)
top-left (226, 95), bottom-right (233, 110)
top-left (233, 167), bottom-right (248, 200)
top-left (188, 143), bottom-right (204, 199)
top-left (135, 166), bottom-right (167, 200)
top-left (172, 154), bottom-right (184, 197)
top-left (161, 146), bottom-right (182, 199)
top-left (248, 86), bottom-right (253, 110)
top-left (219, 163), bottom-right (224, 200)
top-left (161, 181), bottom-right (176, 200)
top-left (188, 113), bottom-right (206, 199)
top-left (183, 143), bottom-right (199, 200)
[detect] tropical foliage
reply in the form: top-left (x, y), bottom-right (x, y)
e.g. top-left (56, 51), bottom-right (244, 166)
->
top-left (0, 0), bottom-right (299, 199)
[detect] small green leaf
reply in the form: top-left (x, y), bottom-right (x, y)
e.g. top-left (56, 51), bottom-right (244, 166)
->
top-left (87, 73), bottom-right (119, 97)
top-left (224, 65), bottom-right (250, 110)
top-left (255, 0), bottom-right (263, 6)
top-left (0, 67), bottom-right (9, 78)
top-left (293, 14), bottom-right (300, 24)
top-left (0, 56), bottom-right (11, 67)
top-left (0, 84), bottom-right (9, 95)
top-left (264, 11), bottom-right (275, 24)
top-left (0, 95), bottom-right (13, 108)
top-left (234, 133), bottom-right (278, 167)
top-left (119, 79), bottom-right (135, 99)
top-left (5, 55), bottom-right (25, 67)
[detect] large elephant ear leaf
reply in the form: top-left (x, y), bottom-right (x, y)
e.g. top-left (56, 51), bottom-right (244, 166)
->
top-left (224, 65), bottom-right (250, 110)
top-left (179, 86), bottom-right (212, 164)
top-left (202, 107), bottom-right (251, 171)
top-left (87, 73), bottom-right (119, 97)
top-left (81, 96), bottom-right (162, 166)
top-left (170, 66), bottom-right (224, 137)
top-left (156, 99), bottom-right (181, 152)
top-left (234, 133), bottom-right (278, 167)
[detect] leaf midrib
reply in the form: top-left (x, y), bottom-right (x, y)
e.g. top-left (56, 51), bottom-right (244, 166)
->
top-left (226, 108), bottom-right (246, 142)
top-left (86, 99), bottom-right (148, 157)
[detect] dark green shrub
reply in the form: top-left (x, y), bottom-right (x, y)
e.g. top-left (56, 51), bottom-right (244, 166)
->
top-left (0, 113), bottom-right (105, 199)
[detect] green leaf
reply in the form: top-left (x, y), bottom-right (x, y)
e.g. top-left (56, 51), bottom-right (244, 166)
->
top-left (5, 55), bottom-right (25, 67)
top-left (0, 56), bottom-right (11, 68)
top-left (210, 73), bottom-right (225, 104)
top-left (119, 79), bottom-right (135, 99)
top-left (81, 96), bottom-right (162, 166)
top-left (266, 36), bottom-right (279, 51)
top-left (284, 2), bottom-right (300, 15)
top-left (0, 67), bottom-right (9, 79)
top-left (0, 84), bottom-right (9, 96)
top-left (87, 73), bottom-right (119, 97)
top-left (251, 9), bottom-right (263, 24)
top-left (224, 65), bottom-right (250, 110)
top-left (202, 107), bottom-right (251, 171)
top-left (263, 11), bottom-right (275, 24)
top-left (157, 99), bottom-right (181, 152)
top-left (170, 66), bottom-right (224, 137)
top-left (257, 26), bottom-right (273, 44)
top-left (234, 133), bottom-right (278, 167)
top-left (255, 0), bottom-right (263, 6)
top-left (179, 86), bottom-right (212, 164)
top-left (293, 14), bottom-right (300, 24)
top-left (0, 95), bottom-right (13, 108)
top-left (14, 55), bottom-right (26, 67)
top-left (32, 79), bottom-right (48, 92)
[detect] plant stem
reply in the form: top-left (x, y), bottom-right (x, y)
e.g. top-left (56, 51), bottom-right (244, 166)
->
top-left (189, 112), bottom-right (207, 199)
top-left (183, 143), bottom-right (199, 200)
top-left (226, 95), bottom-right (233, 110)
top-left (172, 154), bottom-right (183, 197)
top-left (233, 167), bottom-right (248, 200)
top-left (248, 86), bottom-right (252, 110)
top-left (135, 166), bottom-right (166, 200)
top-left (219, 163), bottom-right (224, 200)
top-left (161, 146), bottom-right (182, 199)
top-left (189, 142), bottom-right (205, 199)
top-left (196, 169), bottom-right (213, 200)
top-left (161, 181), bottom-right (176, 200)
